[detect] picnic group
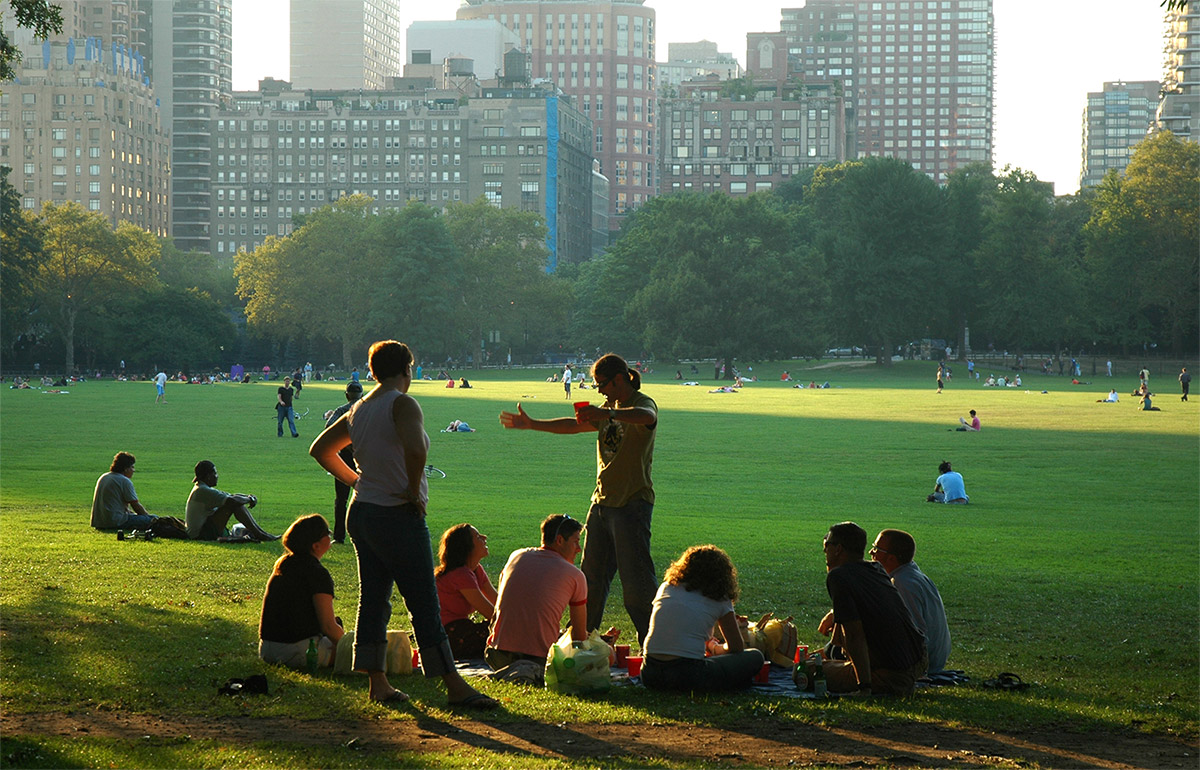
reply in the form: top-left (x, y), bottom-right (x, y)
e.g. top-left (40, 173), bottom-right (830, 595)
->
top-left (92, 341), bottom-right (1035, 710)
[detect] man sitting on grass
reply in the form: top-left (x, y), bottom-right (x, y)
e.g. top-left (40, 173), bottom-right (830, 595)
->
top-left (956, 409), bottom-right (981, 431)
top-left (185, 460), bottom-right (278, 542)
top-left (871, 529), bottom-right (951, 676)
top-left (485, 514), bottom-right (587, 671)
top-left (91, 452), bottom-right (158, 530)
top-left (817, 522), bottom-right (927, 696)
top-left (927, 461), bottom-right (969, 504)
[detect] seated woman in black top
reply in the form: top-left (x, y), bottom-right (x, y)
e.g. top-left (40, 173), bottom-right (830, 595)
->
top-left (259, 514), bottom-right (345, 669)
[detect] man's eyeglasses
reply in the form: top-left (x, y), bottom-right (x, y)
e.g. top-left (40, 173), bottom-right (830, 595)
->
top-left (593, 376), bottom-right (612, 390)
top-left (870, 545), bottom-right (890, 555)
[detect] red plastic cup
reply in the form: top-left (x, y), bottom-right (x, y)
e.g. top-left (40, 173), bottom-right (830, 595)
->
top-left (614, 644), bottom-right (630, 668)
top-left (412, 649), bottom-right (420, 669)
top-left (794, 644), bottom-right (808, 664)
top-left (755, 661), bottom-right (772, 684)
top-left (573, 401), bottom-right (590, 423)
top-left (625, 655), bottom-right (643, 677)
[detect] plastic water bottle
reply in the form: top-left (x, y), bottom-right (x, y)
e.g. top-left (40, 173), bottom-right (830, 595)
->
top-left (306, 637), bottom-right (319, 675)
top-left (812, 652), bottom-right (827, 697)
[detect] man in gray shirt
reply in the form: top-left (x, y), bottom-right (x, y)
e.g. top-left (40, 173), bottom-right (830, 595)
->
top-left (870, 529), bottom-right (951, 675)
top-left (91, 452), bottom-right (157, 529)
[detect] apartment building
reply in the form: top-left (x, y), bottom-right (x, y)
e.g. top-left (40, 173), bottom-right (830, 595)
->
top-left (456, 0), bottom-right (656, 229)
top-left (1156, 6), bottom-right (1199, 140)
top-left (290, 0), bottom-right (403, 90)
top-left (1081, 80), bottom-right (1158, 189)
top-left (210, 80), bottom-right (593, 269)
top-left (1, 38), bottom-right (171, 234)
top-left (781, 0), bottom-right (993, 183)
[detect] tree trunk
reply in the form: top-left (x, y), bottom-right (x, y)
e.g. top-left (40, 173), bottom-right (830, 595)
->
top-left (876, 336), bottom-right (893, 367)
top-left (341, 334), bottom-right (354, 371)
top-left (724, 352), bottom-right (736, 381)
top-left (958, 318), bottom-right (969, 361)
top-left (62, 306), bottom-right (77, 375)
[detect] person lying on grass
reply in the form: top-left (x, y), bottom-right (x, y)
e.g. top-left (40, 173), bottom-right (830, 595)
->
top-left (259, 514), bottom-right (344, 670)
top-left (818, 521), bottom-right (927, 696)
top-left (185, 460), bottom-right (278, 541)
top-left (641, 545), bottom-right (764, 692)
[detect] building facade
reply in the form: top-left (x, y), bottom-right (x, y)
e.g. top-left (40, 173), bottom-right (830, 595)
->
top-left (406, 19), bottom-right (522, 82)
top-left (1081, 80), bottom-right (1158, 189)
top-left (145, 0), bottom-right (233, 253)
top-left (210, 81), bottom-right (592, 268)
top-left (290, 0), bottom-right (403, 90)
top-left (1, 38), bottom-right (171, 234)
top-left (781, 0), bottom-right (993, 183)
top-left (456, 0), bottom-right (656, 230)
top-left (657, 40), bottom-right (743, 96)
top-left (1156, 6), bottom-right (1199, 140)
top-left (658, 34), bottom-right (846, 197)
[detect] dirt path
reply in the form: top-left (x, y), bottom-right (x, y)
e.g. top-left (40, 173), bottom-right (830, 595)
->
top-left (3, 711), bottom-right (1195, 768)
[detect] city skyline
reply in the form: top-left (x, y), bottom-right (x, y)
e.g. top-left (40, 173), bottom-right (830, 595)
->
top-left (230, 1), bottom-right (1165, 195)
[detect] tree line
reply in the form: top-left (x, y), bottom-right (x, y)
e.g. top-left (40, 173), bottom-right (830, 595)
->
top-left (2, 131), bottom-right (1196, 376)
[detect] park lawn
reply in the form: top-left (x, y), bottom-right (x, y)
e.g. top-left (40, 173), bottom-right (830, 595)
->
top-left (1, 361), bottom-right (1196, 768)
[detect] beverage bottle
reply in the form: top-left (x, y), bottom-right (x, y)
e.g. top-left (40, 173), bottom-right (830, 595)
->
top-left (812, 652), bottom-right (827, 697)
top-left (306, 637), bottom-right (319, 675)
top-left (792, 653), bottom-right (812, 691)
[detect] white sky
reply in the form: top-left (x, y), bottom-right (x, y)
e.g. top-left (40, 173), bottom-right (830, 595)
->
top-left (233, 0), bottom-right (1167, 195)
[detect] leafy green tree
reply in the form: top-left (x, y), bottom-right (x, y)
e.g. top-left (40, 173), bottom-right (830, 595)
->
top-left (807, 157), bottom-right (947, 364)
top-left (367, 202), bottom-right (463, 359)
top-left (1, 0), bottom-right (63, 81)
top-left (972, 167), bottom-right (1081, 352)
top-left (88, 286), bottom-right (236, 373)
top-left (442, 198), bottom-right (561, 367)
top-left (0, 166), bottom-right (44, 352)
top-left (942, 162), bottom-right (996, 358)
top-left (237, 195), bottom-right (383, 368)
top-left (33, 202), bottom-right (157, 373)
top-left (607, 192), bottom-right (828, 371)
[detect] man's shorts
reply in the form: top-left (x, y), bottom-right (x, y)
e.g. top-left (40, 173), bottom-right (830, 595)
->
top-left (156, 384), bottom-right (164, 395)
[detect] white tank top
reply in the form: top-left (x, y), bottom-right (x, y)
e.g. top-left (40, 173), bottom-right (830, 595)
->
top-left (346, 388), bottom-right (429, 507)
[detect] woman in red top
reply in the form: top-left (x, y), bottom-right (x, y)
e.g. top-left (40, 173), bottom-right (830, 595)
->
top-left (435, 524), bottom-right (498, 659)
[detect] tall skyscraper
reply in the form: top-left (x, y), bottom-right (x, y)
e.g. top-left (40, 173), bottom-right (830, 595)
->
top-left (1081, 81), bottom-right (1158, 190)
top-left (1156, 6), bottom-right (1199, 141)
top-left (146, 0), bottom-right (233, 253)
top-left (290, 0), bottom-right (403, 90)
top-left (657, 40), bottom-right (742, 96)
top-left (781, 0), bottom-right (994, 183)
top-left (456, 0), bottom-right (656, 231)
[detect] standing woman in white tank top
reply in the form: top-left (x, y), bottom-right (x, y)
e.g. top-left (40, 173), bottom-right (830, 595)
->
top-left (310, 340), bottom-right (498, 709)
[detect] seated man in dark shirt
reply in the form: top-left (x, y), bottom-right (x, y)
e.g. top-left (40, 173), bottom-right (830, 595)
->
top-left (817, 521), bottom-right (927, 695)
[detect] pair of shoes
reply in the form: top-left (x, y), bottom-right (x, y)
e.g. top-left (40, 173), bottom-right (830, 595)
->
top-left (982, 672), bottom-right (1029, 691)
top-left (370, 690), bottom-right (410, 706)
top-left (449, 692), bottom-right (501, 710)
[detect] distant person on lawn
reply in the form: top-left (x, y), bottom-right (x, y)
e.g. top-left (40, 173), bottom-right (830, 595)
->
top-left (927, 461), bottom-right (969, 504)
top-left (91, 452), bottom-right (159, 530)
top-left (817, 521), bottom-right (927, 696)
top-left (956, 409), bottom-right (980, 431)
top-left (185, 460), bottom-right (278, 541)
top-left (871, 529), bottom-right (951, 675)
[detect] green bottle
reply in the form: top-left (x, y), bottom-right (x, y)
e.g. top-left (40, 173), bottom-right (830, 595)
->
top-left (812, 652), bottom-right (827, 697)
top-left (306, 637), bottom-right (319, 675)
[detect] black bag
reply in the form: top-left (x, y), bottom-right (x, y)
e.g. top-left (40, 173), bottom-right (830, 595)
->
top-left (151, 516), bottom-right (189, 539)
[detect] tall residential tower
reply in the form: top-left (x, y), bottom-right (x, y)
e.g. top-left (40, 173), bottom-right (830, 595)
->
top-left (1081, 80), bottom-right (1158, 189)
top-left (781, 0), bottom-right (994, 183)
top-left (456, 0), bottom-right (655, 231)
top-left (290, 0), bottom-right (403, 90)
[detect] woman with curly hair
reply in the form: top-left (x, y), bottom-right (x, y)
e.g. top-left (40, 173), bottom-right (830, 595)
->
top-left (641, 545), bottom-right (764, 692)
top-left (435, 523), bottom-right (498, 660)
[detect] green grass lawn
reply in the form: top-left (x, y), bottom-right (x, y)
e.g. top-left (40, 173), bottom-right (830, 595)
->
top-left (2, 360), bottom-right (1196, 767)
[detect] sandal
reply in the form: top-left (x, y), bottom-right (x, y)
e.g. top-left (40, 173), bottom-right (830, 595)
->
top-left (982, 672), bottom-right (1029, 691)
top-left (370, 690), bottom-right (410, 707)
top-left (450, 692), bottom-right (501, 710)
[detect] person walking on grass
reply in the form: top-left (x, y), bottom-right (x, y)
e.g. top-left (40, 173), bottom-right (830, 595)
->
top-left (154, 370), bottom-right (167, 403)
top-left (1180, 367), bottom-right (1191, 402)
top-left (500, 353), bottom-right (659, 645)
top-left (277, 376), bottom-right (299, 438)
top-left (936, 363), bottom-right (945, 394)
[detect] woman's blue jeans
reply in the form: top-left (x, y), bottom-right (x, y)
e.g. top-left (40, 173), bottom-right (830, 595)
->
top-left (347, 500), bottom-right (454, 678)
